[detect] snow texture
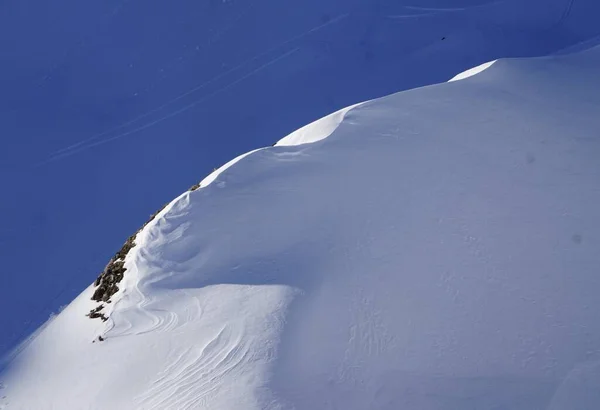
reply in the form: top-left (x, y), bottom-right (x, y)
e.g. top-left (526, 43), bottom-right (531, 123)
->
top-left (2, 41), bottom-right (600, 409)
top-left (3, 0), bottom-right (600, 364)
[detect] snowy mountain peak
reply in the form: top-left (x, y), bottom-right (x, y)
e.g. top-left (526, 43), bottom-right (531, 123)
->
top-left (2, 43), bottom-right (600, 409)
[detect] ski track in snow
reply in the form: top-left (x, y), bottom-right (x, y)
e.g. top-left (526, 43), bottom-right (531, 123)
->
top-left (109, 281), bottom-right (202, 338)
top-left (557, 0), bottom-right (576, 24)
top-left (44, 14), bottom-right (248, 159)
top-left (36, 13), bottom-right (349, 166)
top-left (387, 0), bottom-right (509, 19)
top-left (34, 47), bottom-right (301, 167)
top-left (386, 13), bottom-right (438, 19)
top-left (106, 194), bottom-right (203, 339)
top-left (402, 0), bottom-right (509, 13)
top-left (134, 326), bottom-right (249, 410)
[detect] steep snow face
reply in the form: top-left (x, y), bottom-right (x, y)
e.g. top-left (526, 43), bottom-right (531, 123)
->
top-left (3, 45), bottom-right (600, 409)
top-left (4, 0), bottom-right (600, 361)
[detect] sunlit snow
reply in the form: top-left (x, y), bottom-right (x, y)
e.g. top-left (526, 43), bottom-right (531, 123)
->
top-left (3, 44), bottom-right (600, 409)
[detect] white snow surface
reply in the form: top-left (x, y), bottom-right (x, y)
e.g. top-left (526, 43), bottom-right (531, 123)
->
top-left (197, 149), bottom-right (263, 190)
top-left (448, 60), bottom-right (496, 82)
top-left (276, 103), bottom-right (365, 147)
top-left (3, 46), bottom-right (600, 409)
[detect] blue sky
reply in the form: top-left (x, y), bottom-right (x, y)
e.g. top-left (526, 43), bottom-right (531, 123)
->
top-left (1, 0), bottom-right (598, 359)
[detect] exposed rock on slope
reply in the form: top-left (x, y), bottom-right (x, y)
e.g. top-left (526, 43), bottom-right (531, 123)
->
top-left (3, 45), bottom-right (600, 409)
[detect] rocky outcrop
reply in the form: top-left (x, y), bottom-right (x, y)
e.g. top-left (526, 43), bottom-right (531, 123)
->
top-left (89, 202), bottom-right (170, 309)
top-left (91, 235), bottom-right (135, 303)
top-left (88, 188), bottom-right (200, 318)
top-left (86, 304), bottom-right (108, 321)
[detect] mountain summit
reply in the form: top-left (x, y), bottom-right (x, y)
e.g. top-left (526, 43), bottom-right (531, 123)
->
top-left (3, 43), bottom-right (600, 409)
top-left (3, 0), bottom-right (600, 408)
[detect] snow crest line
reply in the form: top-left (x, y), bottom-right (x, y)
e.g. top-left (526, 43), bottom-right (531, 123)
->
top-left (99, 94), bottom-right (364, 341)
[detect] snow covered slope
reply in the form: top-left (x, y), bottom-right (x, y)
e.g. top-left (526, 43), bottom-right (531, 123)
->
top-left (3, 44), bottom-right (600, 410)
top-left (3, 0), bottom-right (600, 362)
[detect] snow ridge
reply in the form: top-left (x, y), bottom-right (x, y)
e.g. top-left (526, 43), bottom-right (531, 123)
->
top-left (3, 42), bottom-right (600, 410)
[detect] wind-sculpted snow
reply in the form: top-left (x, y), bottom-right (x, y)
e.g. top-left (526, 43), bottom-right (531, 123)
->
top-left (4, 0), bottom-right (600, 364)
top-left (276, 102), bottom-right (365, 147)
top-left (3, 44), bottom-right (600, 409)
top-left (448, 60), bottom-right (497, 82)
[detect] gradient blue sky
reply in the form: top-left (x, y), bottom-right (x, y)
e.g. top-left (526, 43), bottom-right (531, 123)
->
top-left (1, 0), bottom-right (598, 359)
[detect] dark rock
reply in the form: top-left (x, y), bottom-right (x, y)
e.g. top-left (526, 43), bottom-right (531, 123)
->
top-left (90, 201), bottom-right (171, 311)
top-left (189, 168), bottom-right (218, 191)
top-left (87, 305), bottom-right (108, 321)
top-left (89, 172), bottom-right (215, 317)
